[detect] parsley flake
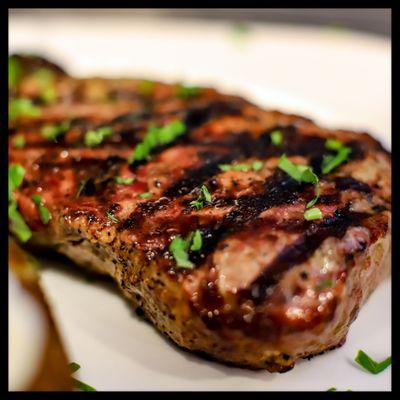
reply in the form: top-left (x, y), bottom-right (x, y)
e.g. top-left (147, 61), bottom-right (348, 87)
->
top-left (278, 154), bottom-right (318, 183)
top-left (176, 84), bottom-right (201, 98)
top-left (105, 211), bottom-right (119, 223)
top-left (8, 164), bottom-right (32, 242)
top-left (270, 130), bottom-right (283, 146)
top-left (325, 138), bottom-right (344, 151)
top-left (278, 154), bottom-right (321, 209)
top-left (327, 387), bottom-right (352, 392)
top-left (322, 139), bottom-right (352, 174)
top-left (9, 164), bottom-right (26, 202)
top-left (306, 184), bottom-right (321, 209)
top-left (190, 185), bottom-right (212, 210)
top-left (9, 201), bottom-right (32, 242)
top-left (138, 80), bottom-right (154, 95)
top-left (9, 98), bottom-right (41, 120)
top-left (9, 56), bottom-right (22, 89)
top-left (128, 120), bottom-right (186, 164)
top-left (115, 176), bottom-right (134, 185)
top-left (69, 362), bottom-right (96, 392)
top-left (219, 163), bottom-right (250, 172)
top-left (219, 160), bottom-right (264, 172)
top-left (32, 194), bottom-right (51, 224)
top-left (12, 135), bottom-right (26, 149)
top-left (252, 160), bottom-right (264, 171)
top-left (169, 229), bottom-right (202, 269)
top-left (304, 207), bottom-right (322, 221)
top-left (41, 121), bottom-right (70, 141)
top-left (190, 229), bottom-right (203, 251)
top-left (169, 236), bottom-right (193, 269)
top-left (33, 68), bottom-right (57, 104)
top-left (232, 22), bottom-right (251, 36)
top-left (84, 126), bottom-right (113, 147)
top-left (75, 179), bottom-right (88, 199)
top-left (139, 192), bottom-right (152, 199)
top-left (354, 350), bottom-right (391, 374)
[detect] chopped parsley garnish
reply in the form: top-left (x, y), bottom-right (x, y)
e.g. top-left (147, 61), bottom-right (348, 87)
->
top-left (190, 229), bottom-right (203, 251)
top-left (128, 120), bottom-right (186, 164)
top-left (12, 135), bottom-right (25, 149)
top-left (232, 22), bottom-right (251, 36)
top-left (270, 129), bottom-right (283, 146)
top-left (105, 211), bottom-right (119, 223)
top-left (354, 350), bottom-right (391, 374)
top-left (41, 121), bottom-right (70, 141)
top-left (316, 279), bottom-right (333, 289)
top-left (115, 176), bottom-right (134, 185)
top-left (190, 185), bottom-right (212, 210)
top-left (139, 192), bottom-right (152, 199)
top-left (33, 68), bottom-right (57, 104)
top-left (325, 138), bottom-right (343, 151)
top-left (306, 184), bottom-right (321, 209)
top-left (84, 126), bottom-right (113, 147)
top-left (9, 98), bottom-right (41, 120)
top-left (169, 229), bottom-right (202, 269)
top-left (304, 207), bottom-right (322, 221)
top-left (278, 154), bottom-right (321, 211)
top-left (9, 163), bottom-right (26, 202)
top-left (278, 154), bottom-right (318, 183)
top-left (75, 179), bottom-right (88, 199)
top-left (8, 164), bottom-right (32, 242)
top-left (9, 202), bottom-right (32, 242)
top-left (219, 160), bottom-right (263, 172)
top-left (176, 84), bottom-right (201, 98)
top-left (69, 362), bottom-right (81, 373)
top-left (138, 80), bottom-right (154, 95)
top-left (327, 387), bottom-right (352, 392)
top-left (322, 139), bottom-right (352, 174)
top-left (69, 362), bottom-right (96, 392)
top-left (31, 194), bottom-right (51, 224)
top-left (9, 56), bottom-right (22, 89)
top-left (252, 160), bottom-right (264, 171)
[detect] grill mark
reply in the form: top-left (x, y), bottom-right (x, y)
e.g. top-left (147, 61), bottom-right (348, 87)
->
top-left (93, 99), bottom-right (245, 150)
top-left (245, 208), bottom-right (370, 304)
top-left (318, 194), bottom-right (340, 205)
top-left (122, 100), bottom-right (247, 171)
top-left (109, 111), bottom-right (152, 125)
top-left (35, 155), bottom-right (125, 198)
top-left (121, 126), bottom-right (368, 238)
top-left (122, 131), bottom-right (272, 230)
top-left (188, 171), bottom-right (305, 265)
top-left (162, 126), bottom-right (364, 199)
top-left (163, 151), bottom-right (237, 198)
top-left (31, 99), bottom-right (246, 151)
top-left (182, 100), bottom-right (244, 131)
top-left (334, 176), bottom-right (371, 193)
top-left (162, 132), bottom-right (270, 199)
top-left (33, 122), bottom-right (371, 240)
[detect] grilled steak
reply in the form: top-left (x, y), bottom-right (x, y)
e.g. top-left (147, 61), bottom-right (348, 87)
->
top-left (9, 55), bottom-right (391, 371)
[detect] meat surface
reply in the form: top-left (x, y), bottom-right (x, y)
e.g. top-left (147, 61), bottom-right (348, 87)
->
top-left (9, 55), bottom-right (391, 371)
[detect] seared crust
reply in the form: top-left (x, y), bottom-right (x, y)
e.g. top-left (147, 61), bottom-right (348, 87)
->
top-left (9, 55), bottom-right (391, 371)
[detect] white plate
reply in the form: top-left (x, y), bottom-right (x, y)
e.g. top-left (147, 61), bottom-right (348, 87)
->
top-left (9, 14), bottom-right (391, 391)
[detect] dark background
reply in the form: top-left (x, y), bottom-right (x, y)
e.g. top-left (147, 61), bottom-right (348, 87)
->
top-left (9, 8), bottom-right (391, 37)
